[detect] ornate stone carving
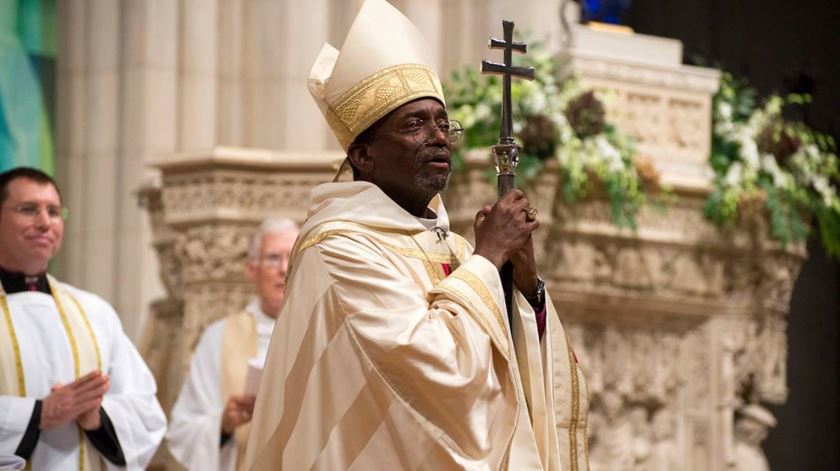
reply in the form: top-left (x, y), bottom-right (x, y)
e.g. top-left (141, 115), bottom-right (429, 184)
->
top-left (565, 51), bottom-right (720, 192)
top-left (443, 156), bottom-right (805, 471)
top-left (648, 407), bottom-right (680, 471)
top-left (175, 225), bottom-right (252, 284)
top-left (731, 404), bottom-right (776, 471)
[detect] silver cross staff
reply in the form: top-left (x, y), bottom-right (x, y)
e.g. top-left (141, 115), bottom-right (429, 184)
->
top-left (480, 20), bottom-right (535, 325)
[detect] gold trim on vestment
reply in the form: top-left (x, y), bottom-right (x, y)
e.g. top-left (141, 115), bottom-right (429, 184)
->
top-left (582, 373), bottom-right (590, 467)
top-left (49, 279), bottom-right (103, 471)
top-left (449, 270), bottom-right (507, 335)
top-left (52, 287), bottom-right (82, 379)
top-left (448, 236), bottom-right (466, 271)
top-left (0, 296), bottom-right (26, 396)
top-left (405, 231), bottom-right (451, 286)
top-left (386, 241), bottom-right (460, 265)
top-left (438, 283), bottom-right (506, 356)
top-left (69, 294), bottom-right (102, 371)
top-left (221, 310), bottom-right (259, 471)
top-left (50, 287), bottom-right (85, 471)
top-left (77, 429), bottom-right (87, 471)
top-left (423, 258), bottom-right (443, 285)
top-left (296, 229), bottom-right (348, 254)
top-left (566, 334), bottom-right (580, 471)
top-left (298, 228), bottom-right (461, 266)
top-left (328, 64), bottom-right (445, 149)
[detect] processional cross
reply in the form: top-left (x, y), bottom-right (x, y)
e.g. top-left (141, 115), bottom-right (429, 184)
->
top-left (480, 21), bottom-right (535, 324)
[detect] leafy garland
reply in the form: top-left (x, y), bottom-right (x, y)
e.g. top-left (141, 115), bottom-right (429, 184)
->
top-left (445, 44), bottom-right (840, 255)
top-left (444, 46), bottom-right (649, 230)
top-left (706, 73), bottom-right (840, 256)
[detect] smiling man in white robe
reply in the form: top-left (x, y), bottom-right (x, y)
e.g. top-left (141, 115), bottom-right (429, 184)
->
top-left (0, 167), bottom-right (166, 470)
top-left (244, 1), bottom-right (590, 470)
top-left (167, 218), bottom-right (299, 471)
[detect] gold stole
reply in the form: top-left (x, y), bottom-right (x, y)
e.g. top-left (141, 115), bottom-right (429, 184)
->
top-left (509, 294), bottom-right (590, 471)
top-left (0, 275), bottom-right (103, 471)
top-left (220, 309), bottom-right (258, 471)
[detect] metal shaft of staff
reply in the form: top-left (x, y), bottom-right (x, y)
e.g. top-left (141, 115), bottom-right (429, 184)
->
top-left (481, 20), bottom-right (534, 328)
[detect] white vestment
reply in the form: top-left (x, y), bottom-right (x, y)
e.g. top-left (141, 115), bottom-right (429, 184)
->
top-left (0, 278), bottom-right (166, 470)
top-left (245, 182), bottom-right (590, 471)
top-left (167, 300), bottom-right (275, 471)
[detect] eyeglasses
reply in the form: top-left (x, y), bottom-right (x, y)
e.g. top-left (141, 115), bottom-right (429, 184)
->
top-left (3, 203), bottom-right (68, 222)
top-left (382, 119), bottom-right (464, 145)
top-left (255, 253), bottom-right (288, 268)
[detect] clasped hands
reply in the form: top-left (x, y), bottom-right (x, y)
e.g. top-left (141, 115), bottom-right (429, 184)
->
top-left (473, 190), bottom-right (540, 297)
top-left (40, 370), bottom-right (109, 431)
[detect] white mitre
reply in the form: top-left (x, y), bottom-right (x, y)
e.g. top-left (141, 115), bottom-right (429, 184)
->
top-left (308, 0), bottom-right (445, 151)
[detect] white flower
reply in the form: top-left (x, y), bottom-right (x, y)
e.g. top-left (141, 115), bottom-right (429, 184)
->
top-left (594, 135), bottom-right (624, 172)
top-left (715, 119), bottom-right (736, 136)
top-left (474, 103), bottom-right (492, 122)
top-left (813, 175), bottom-right (837, 207)
top-left (724, 162), bottom-right (744, 187)
top-left (557, 148), bottom-right (570, 165)
top-left (739, 134), bottom-right (760, 170)
top-left (761, 155), bottom-right (788, 188)
top-left (718, 101), bottom-right (733, 121)
top-left (530, 91), bottom-right (547, 111)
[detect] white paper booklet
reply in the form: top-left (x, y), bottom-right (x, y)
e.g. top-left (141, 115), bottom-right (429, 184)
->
top-left (243, 357), bottom-right (264, 396)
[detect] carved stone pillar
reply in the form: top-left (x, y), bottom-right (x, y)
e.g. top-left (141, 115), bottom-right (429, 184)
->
top-left (140, 147), bottom-right (339, 469)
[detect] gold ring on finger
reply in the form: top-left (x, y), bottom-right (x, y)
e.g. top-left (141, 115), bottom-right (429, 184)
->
top-left (524, 207), bottom-right (538, 222)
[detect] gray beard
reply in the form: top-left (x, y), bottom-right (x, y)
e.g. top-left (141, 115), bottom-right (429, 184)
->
top-left (414, 172), bottom-right (450, 195)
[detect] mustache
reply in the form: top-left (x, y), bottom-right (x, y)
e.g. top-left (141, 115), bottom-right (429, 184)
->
top-left (417, 148), bottom-right (451, 165)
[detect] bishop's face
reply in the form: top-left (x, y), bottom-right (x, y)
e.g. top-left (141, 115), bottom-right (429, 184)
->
top-left (361, 98), bottom-right (452, 215)
top-left (0, 178), bottom-right (65, 275)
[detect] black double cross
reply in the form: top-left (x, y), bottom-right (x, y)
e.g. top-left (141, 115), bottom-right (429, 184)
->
top-left (480, 20), bottom-right (535, 144)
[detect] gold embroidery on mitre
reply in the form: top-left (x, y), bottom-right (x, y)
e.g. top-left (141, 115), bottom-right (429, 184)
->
top-left (326, 108), bottom-right (355, 152)
top-left (328, 64), bottom-right (445, 149)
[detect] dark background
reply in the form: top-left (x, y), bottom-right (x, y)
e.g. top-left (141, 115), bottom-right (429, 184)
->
top-left (626, 1), bottom-right (840, 469)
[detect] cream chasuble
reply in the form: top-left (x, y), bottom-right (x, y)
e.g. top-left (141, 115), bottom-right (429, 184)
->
top-left (168, 301), bottom-right (275, 471)
top-left (0, 276), bottom-right (166, 470)
top-left (245, 182), bottom-right (589, 471)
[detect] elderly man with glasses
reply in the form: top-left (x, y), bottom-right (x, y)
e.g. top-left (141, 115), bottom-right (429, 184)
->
top-left (0, 166), bottom-right (166, 470)
top-left (244, 1), bottom-right (589, 470)
top-left (167, 217), bottom-right (299, 471)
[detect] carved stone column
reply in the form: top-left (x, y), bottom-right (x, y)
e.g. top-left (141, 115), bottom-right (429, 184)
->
top-left (140, 147), bottom-right (339, 469)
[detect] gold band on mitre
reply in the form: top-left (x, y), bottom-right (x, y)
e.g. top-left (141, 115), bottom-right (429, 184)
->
top-left (326, 64), bottom-right (444, 150)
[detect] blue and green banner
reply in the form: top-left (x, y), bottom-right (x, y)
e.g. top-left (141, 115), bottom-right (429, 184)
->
top-left (0, 0), bottom-right (56, 174)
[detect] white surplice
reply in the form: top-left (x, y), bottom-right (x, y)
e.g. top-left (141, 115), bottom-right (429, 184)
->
top-left (245, 182), bottom-right (589, 471)
top-left (167, 300), bottom-right (275, 471)
top-left (0, 281), bottom-right (166, 470)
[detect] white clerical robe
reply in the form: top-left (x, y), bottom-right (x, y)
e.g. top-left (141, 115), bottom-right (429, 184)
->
top-left (0, 278), bottom-right (166, 470)
top-left (245, 182), bottom-right (589, 471)
top-left (167, 300), bottom-right (275, 471)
